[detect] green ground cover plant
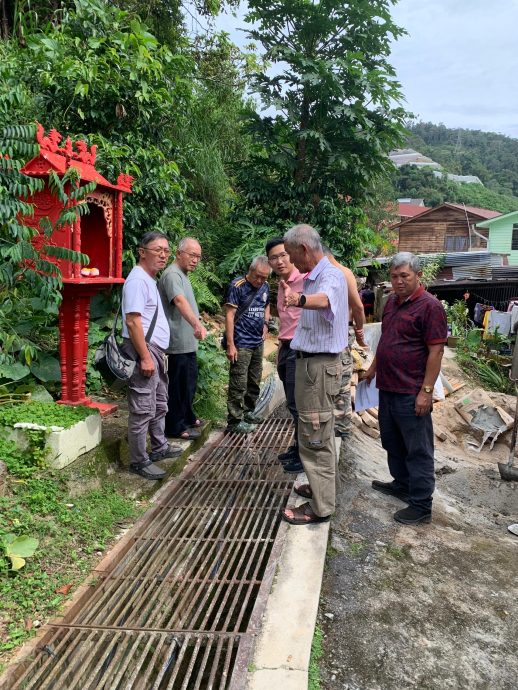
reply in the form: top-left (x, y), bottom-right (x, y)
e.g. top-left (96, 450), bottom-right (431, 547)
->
top-left (0, 401), bottom-right (96, 429)
top-left (309, 625), bottom-right (323, 690)
top-left (0, 440), bottom-right (141, 668)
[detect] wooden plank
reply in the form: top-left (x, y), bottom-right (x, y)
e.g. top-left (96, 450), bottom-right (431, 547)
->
top-left (361, 425), bottom-right (380, 439)
top-left (359, 410), bottom-right (378, 428)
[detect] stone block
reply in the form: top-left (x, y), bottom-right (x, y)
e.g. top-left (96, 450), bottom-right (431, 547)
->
top-left (7, 414), bottom-right (102, 470)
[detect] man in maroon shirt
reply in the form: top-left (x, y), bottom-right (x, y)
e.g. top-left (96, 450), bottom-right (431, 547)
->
top-left (364, 252), bottom-right (447, 525)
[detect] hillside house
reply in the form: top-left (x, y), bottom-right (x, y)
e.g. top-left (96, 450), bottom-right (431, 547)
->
top-left (394, 203), bottom-right (501, 255)
top-left (476, 210), bottom-right (518, 267)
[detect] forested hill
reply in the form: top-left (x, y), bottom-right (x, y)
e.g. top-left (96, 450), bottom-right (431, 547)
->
top-left (406, 122), bottom-right (518, 197)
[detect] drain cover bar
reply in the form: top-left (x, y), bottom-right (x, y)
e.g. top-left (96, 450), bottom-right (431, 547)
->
top-left (9, 418), bottom-right (294, 689)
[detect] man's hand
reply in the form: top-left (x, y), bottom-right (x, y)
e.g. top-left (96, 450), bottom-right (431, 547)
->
top-left (280, 280), bottom-right (299, 308)
top-left (415, 390), bottom-right (433, 416)
top-left (262, 323), bottom-right (268, 341)
top-left (139, 353), bottom-right (155, 377)
top-left (194, 324), bottom-right (207, 340)
top-left (227, 344), bottom-right (238, 364)
top-left (362, 365), bottom-right (376, 384)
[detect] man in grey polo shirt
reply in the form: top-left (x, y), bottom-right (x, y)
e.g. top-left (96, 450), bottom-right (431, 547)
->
top-left (159, 237), bottom-right (207, 440)
top-left (280, 224), bottom-right (348, 525)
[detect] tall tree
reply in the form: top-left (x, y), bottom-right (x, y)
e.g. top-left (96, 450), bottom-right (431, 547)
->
top-left (237, 0), bottom-right (407, 260)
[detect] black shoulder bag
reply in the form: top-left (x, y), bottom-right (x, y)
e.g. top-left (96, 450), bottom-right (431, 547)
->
top-left (94, 301), bottom-right (159, 385)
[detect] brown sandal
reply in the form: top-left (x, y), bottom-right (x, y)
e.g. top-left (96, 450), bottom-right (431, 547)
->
top-left (294, 484), bottom-right (313, 499)
top-left (281, 502), bottom-right (330, 525)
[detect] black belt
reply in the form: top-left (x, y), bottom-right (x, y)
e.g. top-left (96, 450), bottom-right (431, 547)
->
top-left (295, 350), bottom-right (329, 359)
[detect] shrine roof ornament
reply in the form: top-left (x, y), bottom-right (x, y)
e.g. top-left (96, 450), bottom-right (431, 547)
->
top-left (23, 123), bottom-right (133, 193)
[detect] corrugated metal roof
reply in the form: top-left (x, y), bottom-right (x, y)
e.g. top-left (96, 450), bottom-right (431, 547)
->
top-left (492, 266), bottom-right (518, 279)
top-left (452, 264), bottom-right (492, 280)
top-left (447, 203), bottom-right (501, 219)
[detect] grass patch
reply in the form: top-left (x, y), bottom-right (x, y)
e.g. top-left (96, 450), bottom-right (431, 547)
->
top-left (385, 543), bottom-right (410, 560)
top-left (309, 625), bottom-right (323, 690)
top-left (0, 452), bottom-right (142, 666)
top-left (349, 542), bottom-right (366, 557)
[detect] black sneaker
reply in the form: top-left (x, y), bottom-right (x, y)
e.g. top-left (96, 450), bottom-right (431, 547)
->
top-left (129, 460), bottom-right (166, 480)
top-left (283, 459), bottom-right (304, 474)
top-left (394, 506), bottom-right (432, 525)
top-left (278, 445), bottom-right (298, 462)
top-left (149, 444), bottom-right (182, 462)
top-left (371, 480), bottom-right (410, 503)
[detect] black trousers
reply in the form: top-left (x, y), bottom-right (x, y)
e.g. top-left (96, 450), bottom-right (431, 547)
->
top-left (165, 352), bottom-right (198, 436)
top-left (277, 341), bottom-right (298, 446)
top-left (378, 390), bottom-right (435, 512)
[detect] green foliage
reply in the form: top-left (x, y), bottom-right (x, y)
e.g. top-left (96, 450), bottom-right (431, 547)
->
top-left (237, 0), bottom-right (408, 261)
top-left (0, 124), bottom-right (92, 388)
top-left (195, 335), bottom-right (227, 422)
top-left (1, 534), bottom-right (39, 571)
top-left (420, 255), bottom-right (444, 289)
top-left (0, 471), bottom-right (140, 657)
top-left (189, 262), bottom-right (224, 312)
top-left (455, 327), bottom-right (513, 394)
top-left (444, 300), bottom-right (469, 337)
top-left (394, 164), bottom-right (518, 213)
top-left (407, 121), bottom-right (518, 198)
top-left (309, 625), bottom-right (323, 690)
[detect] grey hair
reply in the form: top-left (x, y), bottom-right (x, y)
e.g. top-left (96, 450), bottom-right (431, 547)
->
top-left (284, 224), bottom-right (322, 252)
top-left (139, 231), bottom-right (168, 248)
top-left (249, 255), bottom-right (270, 272)
top-left (389, 252), bottom-right (421, 273)
top-left (178, 237), bottom-right (200, 251)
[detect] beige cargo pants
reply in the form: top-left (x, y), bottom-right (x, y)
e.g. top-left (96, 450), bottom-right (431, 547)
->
top-left (295, 353), bottom-right (342, 518)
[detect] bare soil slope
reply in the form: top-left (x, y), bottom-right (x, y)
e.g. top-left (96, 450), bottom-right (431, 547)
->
top-left (319, 359), bottom-right (518, 690)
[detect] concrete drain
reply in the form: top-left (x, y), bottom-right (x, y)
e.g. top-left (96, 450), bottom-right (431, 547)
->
top-left (7, 419), bottom-right (294, 690)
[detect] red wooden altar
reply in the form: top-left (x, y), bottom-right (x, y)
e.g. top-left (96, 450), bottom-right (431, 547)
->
top-left (21, 124), bottom-right (133, 414)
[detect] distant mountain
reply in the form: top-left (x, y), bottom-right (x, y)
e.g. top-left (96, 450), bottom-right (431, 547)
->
top-left (406, 122), bottom-right (518, 197)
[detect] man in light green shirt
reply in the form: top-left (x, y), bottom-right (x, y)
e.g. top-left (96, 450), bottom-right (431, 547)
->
top-left (159, 237), bottom-right (207, 439)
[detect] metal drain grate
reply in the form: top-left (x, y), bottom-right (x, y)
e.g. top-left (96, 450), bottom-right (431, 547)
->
top-left (9, 418), bottom-right (294, 689)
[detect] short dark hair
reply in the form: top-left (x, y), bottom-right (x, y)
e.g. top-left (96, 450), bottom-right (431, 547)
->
top-left (139, 231), bottom-right (168, 248)
top-left (265, 237), bottom-right (285, 257)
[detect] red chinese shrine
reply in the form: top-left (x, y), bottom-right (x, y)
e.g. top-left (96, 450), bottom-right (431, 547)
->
top-left (21, 124), bottom-right (133, 414)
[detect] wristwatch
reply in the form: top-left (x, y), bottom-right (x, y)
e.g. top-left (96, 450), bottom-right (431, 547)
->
top-left (422, 385), bottom-right (433, 394)
top-left (298, 294), bottom-right (306, 308)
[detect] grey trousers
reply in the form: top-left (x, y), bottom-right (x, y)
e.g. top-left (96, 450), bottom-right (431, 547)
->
top-left (123, 340), bottom-right (169, 465)
top-left (295, 353), bottom-right (341, 517)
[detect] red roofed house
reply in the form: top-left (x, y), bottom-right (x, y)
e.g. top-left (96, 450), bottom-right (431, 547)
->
top-left (393, 203), bottom-right (501, 255)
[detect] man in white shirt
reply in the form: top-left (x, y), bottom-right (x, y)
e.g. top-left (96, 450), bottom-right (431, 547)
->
top-left (122, 232), bottom-right (181, 480)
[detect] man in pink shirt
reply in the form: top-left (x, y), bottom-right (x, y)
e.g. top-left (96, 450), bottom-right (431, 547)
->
top-left (266, 237), bottom-right (305, 473)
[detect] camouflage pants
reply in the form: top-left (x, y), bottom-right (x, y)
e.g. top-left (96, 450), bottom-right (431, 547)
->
top-left (227, 344), bottom-right (263, 426)
top-left (334, 346), bottom-right (353, 437)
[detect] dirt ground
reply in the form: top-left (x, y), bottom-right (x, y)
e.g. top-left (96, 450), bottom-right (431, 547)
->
top-left (319, 353), bottom-right (518, 690)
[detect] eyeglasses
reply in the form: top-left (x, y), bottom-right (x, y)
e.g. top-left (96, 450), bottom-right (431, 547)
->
top-left (141, 246), bottom-right (171, 257)
top-left (268, 251), bottom-right (289, 263)
top-left (179, 250), bottom-right (202, 261)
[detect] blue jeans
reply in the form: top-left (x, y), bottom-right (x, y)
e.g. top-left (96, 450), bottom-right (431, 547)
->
top-left (378, 390), bottom-right (435, 512)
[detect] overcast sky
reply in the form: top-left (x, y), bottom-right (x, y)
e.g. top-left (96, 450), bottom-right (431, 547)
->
top-left (209, 0), bottom-right (518, 139)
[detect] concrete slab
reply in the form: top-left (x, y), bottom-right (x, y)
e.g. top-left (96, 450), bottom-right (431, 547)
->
top-left (248, 669), bottom-right (308, 690)
top-left (246, 439), bottom-right (340, 690)
top-left (7, 413), bottom-right (102, 469)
